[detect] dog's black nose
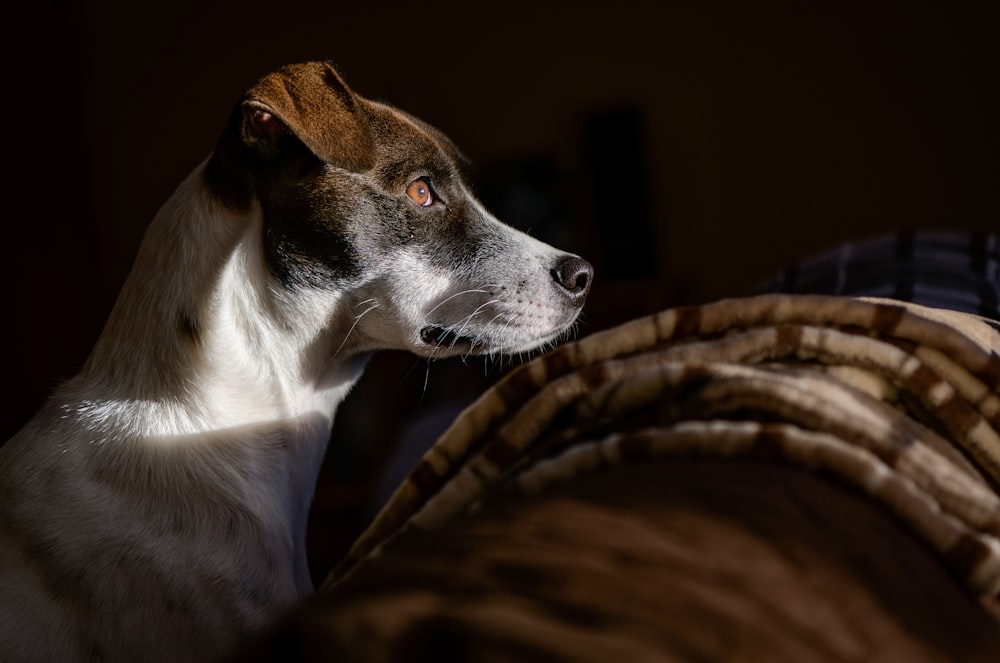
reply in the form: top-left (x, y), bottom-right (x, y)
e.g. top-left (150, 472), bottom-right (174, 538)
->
top-left (552, 255), bottom-right (594, 305)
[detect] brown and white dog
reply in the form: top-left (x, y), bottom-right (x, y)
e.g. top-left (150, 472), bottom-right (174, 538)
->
top-left (0, 61), bottom-right (592, 662)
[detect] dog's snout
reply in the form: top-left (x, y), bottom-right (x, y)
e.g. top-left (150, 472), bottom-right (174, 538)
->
top-left (552, 256), bottom-right (594, 305)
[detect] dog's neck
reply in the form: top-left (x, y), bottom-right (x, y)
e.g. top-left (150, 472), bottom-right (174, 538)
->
top-left (71, 163), bottom-right (366, 442)
top-left (34, 163), bottom-right (371, 592)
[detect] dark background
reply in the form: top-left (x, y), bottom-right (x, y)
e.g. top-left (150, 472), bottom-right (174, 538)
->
top-left (4, 0), bottom-right (998, 576)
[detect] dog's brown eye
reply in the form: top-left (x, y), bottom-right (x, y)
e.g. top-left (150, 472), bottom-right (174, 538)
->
top-left (406, 179), bottom-right (434, 207)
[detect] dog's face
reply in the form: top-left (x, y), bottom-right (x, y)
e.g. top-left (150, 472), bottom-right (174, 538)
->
top-left (206, 61), bottom-right (591, 361)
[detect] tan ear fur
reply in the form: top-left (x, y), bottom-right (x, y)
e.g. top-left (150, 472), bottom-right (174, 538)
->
top-left (242, 61), bottom-right (375, 172)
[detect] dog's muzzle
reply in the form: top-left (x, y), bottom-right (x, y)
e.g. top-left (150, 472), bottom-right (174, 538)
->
top-left (419, 254), bottom-right (593, 353)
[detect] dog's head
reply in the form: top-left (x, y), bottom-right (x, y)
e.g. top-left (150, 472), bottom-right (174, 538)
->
top-left (205, 61), bottom-right (592, 360)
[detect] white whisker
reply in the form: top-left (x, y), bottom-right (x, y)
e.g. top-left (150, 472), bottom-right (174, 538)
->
top-left (332, 300), bottom-right (380, 357)
top-left (452, 299), bottom-right (502, 339)
top-left (423, 360), bottom-right (431, 398)
top-left (425, 289), bottom-right (491, 317)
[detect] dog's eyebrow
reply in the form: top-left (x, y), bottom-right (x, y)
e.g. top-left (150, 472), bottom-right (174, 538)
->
top-left (374, 157), bottom-right (458, 191)
top-left (372, 160), bottom-right (437, 189)
top-left (415, 124), bottom-right (474, 181)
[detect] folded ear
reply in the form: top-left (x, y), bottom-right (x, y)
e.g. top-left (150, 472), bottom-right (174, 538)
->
top-left (240, 61), bottom-right (375, 172)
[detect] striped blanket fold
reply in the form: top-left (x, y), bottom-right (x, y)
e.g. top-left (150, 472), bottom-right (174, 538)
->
top-left (324, 294), bottom-right (1000, 603)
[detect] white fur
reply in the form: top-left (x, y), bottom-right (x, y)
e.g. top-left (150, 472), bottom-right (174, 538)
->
top-left (0, 164), bottom-right (362, 661)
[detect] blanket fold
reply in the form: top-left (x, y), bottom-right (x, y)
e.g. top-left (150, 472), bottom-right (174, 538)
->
top-left (323, 294), bottom-right (1000, 602)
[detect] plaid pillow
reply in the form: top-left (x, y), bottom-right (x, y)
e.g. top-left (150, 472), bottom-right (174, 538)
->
top-left (757, 231), bottom-right (999, 327)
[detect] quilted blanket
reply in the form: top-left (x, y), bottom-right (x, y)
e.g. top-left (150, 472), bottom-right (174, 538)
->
top-left (244, 293), bottom-right (1000, 661)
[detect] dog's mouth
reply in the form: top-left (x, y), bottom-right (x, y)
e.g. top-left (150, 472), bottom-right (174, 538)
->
top-left (419, 325), bottom-right (478, 351)
top-left (418, 320), bottom-right (572, 357)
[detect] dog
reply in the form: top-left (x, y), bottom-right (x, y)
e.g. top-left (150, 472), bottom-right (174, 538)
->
top-left (0, 61), bottom-right (592, 662)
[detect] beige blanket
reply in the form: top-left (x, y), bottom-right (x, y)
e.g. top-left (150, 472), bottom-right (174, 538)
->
top-left (326, 293), bottom-right (1000, 602)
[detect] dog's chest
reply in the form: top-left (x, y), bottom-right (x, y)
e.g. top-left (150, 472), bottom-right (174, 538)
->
top-left (0, 405), bottom-right (326, 661)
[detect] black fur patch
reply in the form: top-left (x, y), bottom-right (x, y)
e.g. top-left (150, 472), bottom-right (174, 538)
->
top-left (179, 312), bottom-right (200, 344)
top-left (259, 181), bottom-right (364, 289)
top-left (203, 105), bottom-right (256, 212)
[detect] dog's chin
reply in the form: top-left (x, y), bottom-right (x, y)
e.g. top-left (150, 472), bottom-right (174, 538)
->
top-left (416, 323), bottom-right (573, 359)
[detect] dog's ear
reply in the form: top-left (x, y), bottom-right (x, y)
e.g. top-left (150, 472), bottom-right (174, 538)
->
top-left (240, 61), bottom-right (375, 172)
